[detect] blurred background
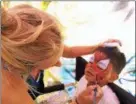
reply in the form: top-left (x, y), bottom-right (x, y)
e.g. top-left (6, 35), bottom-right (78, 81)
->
top-left (2, 0), bottom-right (135, 103)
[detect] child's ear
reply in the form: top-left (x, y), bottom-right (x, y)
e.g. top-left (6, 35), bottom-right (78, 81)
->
top-left (108, 72), bottom-right (118, 83)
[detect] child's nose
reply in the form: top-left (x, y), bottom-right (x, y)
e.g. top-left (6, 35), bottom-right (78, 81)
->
top-left (91, 63), bottom-right (100, 73)
top-left (97, 73), bottom-right (104, 80)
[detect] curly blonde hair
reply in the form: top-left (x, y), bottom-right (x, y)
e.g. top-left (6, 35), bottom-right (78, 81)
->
top-left (1, 4), bottom-right (63, 74)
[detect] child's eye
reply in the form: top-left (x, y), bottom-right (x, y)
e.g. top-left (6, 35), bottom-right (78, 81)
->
top-left (89, 54), bottom-right (95, 63)
top-left (97, 59), bottom-right (110, 70)
top-left (97, 62), bottom-right (107, 70)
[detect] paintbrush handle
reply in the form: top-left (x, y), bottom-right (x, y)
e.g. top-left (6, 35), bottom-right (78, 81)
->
top-left (93, 87), bottom-right (97, 104)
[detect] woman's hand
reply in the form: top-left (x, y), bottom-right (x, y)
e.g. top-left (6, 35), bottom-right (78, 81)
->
top-left (76, 85), bottom-right (103, 104)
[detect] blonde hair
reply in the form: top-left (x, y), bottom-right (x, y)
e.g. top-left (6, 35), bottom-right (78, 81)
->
top-left (1, 4), bottom-right (63, 74)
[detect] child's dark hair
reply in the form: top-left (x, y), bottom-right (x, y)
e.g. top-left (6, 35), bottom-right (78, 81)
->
top-left (96, 47), bottom-right (126, 74)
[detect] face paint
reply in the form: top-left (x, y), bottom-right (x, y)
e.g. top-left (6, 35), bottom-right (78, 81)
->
top-left (97, 59), bottom-right (110, 70)
top-left (89, 51), bottom-right (111, 82)
top-left (90, 54), bottom-right (95, 63)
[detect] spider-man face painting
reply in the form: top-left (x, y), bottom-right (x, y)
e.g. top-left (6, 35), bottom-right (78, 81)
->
top-left (85, 51), bottom-right (117, 86)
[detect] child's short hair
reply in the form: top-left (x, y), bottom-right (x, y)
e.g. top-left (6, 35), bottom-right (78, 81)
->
top-left (96, 47), bottom-right (126, 74)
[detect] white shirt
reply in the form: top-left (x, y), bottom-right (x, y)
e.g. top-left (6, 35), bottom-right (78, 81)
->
top-left (75, 76), bottom-right (120, 104)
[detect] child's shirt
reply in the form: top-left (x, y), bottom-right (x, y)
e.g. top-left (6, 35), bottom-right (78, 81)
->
top-left (75, 76), bottom-right (120, 104)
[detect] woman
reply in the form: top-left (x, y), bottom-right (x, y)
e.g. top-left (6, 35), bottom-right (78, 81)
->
top-left (1, 4), bottom-right (120, 104)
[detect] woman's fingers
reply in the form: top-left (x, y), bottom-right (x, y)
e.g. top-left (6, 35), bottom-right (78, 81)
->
top-left (95, 85), bottom-right (103, 98)
top-left (99, 39), bottom-right (122, 47)
top-left (88, 85), bottom-right (103, 103)
top-left (107, 39), bottom-right (122, 46)
top-left (77, 85), bottom-right (103, 104)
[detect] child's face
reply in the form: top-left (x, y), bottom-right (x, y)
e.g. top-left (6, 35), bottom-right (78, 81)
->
top-left (85, 51), bottom-right (117, 86)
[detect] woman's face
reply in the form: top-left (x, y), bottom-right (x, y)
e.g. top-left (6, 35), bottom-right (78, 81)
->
top-left (85, 51), bottom-right (116, 86)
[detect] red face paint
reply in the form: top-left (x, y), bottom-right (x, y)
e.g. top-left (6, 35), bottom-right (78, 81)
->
top-left (90, 62), bottom-right (105, 81)
top-left (89, 51), bottom-right (111, 82)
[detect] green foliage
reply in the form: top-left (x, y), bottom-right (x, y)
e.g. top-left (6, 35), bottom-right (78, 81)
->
top-left (2, 0), bottom-right (10, 8)
top-left (41, 1), bottom-right (51, 11)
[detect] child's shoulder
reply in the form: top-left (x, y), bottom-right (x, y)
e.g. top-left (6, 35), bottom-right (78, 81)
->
top-left (99, 85), bottom-right (120, 104)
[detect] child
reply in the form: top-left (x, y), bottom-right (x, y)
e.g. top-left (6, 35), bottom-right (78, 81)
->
top-left (76, 46), bottom-right (128, 104)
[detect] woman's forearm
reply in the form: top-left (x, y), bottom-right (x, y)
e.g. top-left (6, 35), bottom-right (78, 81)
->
top-left (63, 45), bottom-right (99, 58)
